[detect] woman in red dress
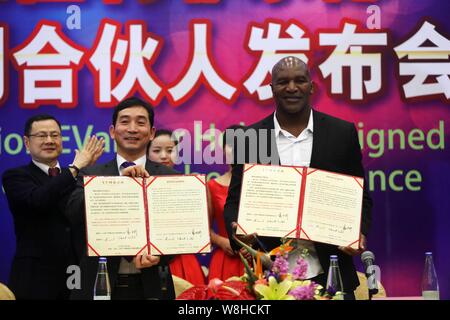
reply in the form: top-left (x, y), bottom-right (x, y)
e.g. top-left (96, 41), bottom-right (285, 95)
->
top-left (147, 129), bottom-right (205, 286)
top-left (207, 125), bottom-right (245, 281)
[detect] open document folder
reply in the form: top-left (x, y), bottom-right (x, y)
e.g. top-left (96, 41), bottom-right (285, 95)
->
top-left (83, 174), bottom-right (211, 257)
top-left (236, 164), bottom-right (363, 249)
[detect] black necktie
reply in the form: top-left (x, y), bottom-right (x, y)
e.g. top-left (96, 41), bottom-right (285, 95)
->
top-left (48, 167), bottom-right (60, 177)
top-left (121, 161), bottom-right (136, 262)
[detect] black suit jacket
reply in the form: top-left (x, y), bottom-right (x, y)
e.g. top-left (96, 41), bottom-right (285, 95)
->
top-left (224, 110), bottom-right (373, 292)
top-left (65, 158), bottom-right (178, 300)
top-left (2, 162), bottom-right (77, 299)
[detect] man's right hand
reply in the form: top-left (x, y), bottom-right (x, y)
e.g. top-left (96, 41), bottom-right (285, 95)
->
top-left (231, 222), bottom-right (259, 264)
top-left (231, 221), bottom-right (257, 247)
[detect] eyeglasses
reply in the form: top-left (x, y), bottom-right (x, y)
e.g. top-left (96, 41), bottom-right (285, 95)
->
top-left (28, 132), bottom-right (62, 140)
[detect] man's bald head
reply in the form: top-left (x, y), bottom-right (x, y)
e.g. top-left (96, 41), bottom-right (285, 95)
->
top-left (270, 56), bottom-right (314, 116)
top-left (271, 56), bottom-right (310, 82)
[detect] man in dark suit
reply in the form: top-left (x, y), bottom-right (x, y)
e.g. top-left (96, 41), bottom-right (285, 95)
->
top-left (2, 114), bottom-right (104, 299)
top-left (66, 97), bottom-right (177, 300)
top-left (223, 57), bottom-right (373, 299)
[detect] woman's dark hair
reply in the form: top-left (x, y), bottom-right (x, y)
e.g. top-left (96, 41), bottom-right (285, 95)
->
top-left (222, 124), bottom-right (245, 149)
top-left (146, 129), bottom-right (178, 154)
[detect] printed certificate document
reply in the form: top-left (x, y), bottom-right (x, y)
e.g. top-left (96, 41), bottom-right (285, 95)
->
top-left (83, 175), bottom-right (211, 257)
top-left (236, 164), bottom-right (363, 249)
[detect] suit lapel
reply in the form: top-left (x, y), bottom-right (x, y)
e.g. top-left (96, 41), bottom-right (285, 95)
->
top-left (102, 158), bottom-right (120, 176)
top-left (310, 110), bottom-right (329, 168)
top-left (28, 162), bottom-right (50, 183)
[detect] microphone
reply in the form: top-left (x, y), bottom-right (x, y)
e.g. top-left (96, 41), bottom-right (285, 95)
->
top-left (361, 251), bottom-right (379, 297)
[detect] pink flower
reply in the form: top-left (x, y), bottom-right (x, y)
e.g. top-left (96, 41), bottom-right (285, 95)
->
top-left (272, 253), bottom-right (289, 275)
top-left (289, 283), bottom-right (318, 300)
top-left (292, 257), bottom-right (308, 280)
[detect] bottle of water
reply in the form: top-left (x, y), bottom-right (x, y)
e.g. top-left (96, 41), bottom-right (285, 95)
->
top-left (93, 257), bottom-right (111, 300)
top-left (421, 252), bottom-right (439, 300)
top-left (326, 255), bottom-right (344, 299)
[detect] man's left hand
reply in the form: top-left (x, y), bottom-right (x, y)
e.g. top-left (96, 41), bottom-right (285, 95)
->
top-left (338, 234), bottom-right (366, 256)
top-left (121, 165), bottom-right (150, 178)
top-left (134, 253), bottom-right (160, 269)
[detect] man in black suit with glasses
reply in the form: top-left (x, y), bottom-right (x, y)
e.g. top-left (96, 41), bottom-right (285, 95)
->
top-left (2, 114), bottom-right (104, 299)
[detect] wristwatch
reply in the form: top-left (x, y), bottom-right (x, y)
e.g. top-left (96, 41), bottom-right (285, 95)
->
top-left (68, 164), bottom-right (80, 175)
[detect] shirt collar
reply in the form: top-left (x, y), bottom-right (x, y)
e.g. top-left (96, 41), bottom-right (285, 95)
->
top-left (273, 110), bottom-right (314, 139)
top-left (116, 154), bottom-right (147, 174)
top-left (32, 160), bottom-right (61, 176)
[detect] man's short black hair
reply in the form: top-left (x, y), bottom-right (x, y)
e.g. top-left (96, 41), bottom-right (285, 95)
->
top-left (112, 97), bottom-right (155, 127)
top-left (24, 114), bottom-right (61, 136)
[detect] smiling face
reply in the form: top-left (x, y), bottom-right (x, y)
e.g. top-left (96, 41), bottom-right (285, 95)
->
top-left (109, 106), bottom-right (155, 159)
top-left (24, 119), bottom-right (63, 167)
top-left (271, 59), bottom-right (314, 115)
top-left (147, 134), bottom-right (177, 168)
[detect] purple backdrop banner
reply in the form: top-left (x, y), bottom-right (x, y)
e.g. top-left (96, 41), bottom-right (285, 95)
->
top-left (1, 0), bottom-right (449, 299)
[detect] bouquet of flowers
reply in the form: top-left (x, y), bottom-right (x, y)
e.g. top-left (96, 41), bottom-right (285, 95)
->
top-left (236, 236), bottom-right (345, 300)
top-left (177, 236), bottom-right (343, 300)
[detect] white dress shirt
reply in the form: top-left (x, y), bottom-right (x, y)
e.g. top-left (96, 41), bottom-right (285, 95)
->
top-left (32, 160), bottom-right (61, 175)
top-left (117, 154), bottom-right (147, 275)
top-left (273, 112), bottom-right (324, 279)
top-left (116, 154), bottom-right (147, 175)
